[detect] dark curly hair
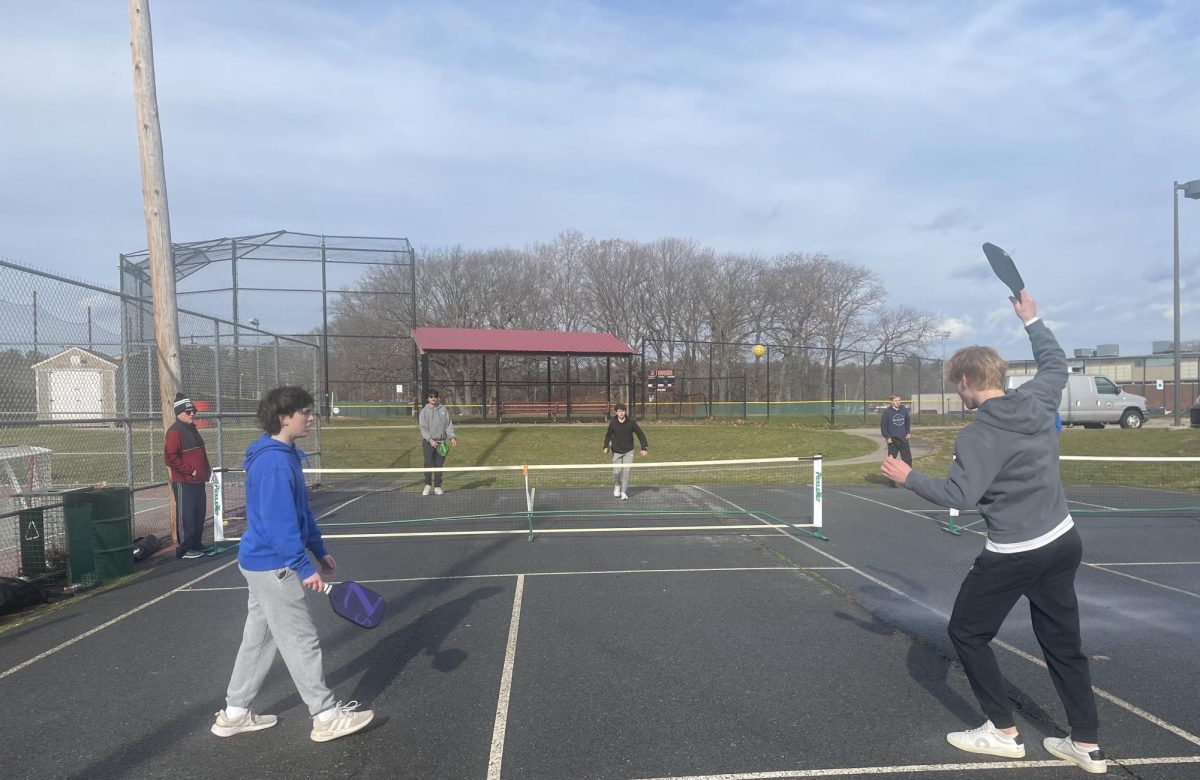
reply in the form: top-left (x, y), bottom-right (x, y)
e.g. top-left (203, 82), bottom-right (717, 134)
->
top-left (256, 386), bottom-right (315, 435)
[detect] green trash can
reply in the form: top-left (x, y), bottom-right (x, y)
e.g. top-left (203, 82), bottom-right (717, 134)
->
top-left (63, 493), bottom-right (97, 586)
top-left (63, 488), bottom-right (133, 582)
top-left (90, 488), bottom-right (133, 580)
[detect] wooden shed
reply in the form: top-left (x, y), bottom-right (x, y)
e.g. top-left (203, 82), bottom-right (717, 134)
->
top-left (33, 347), bottom-right (118, 421)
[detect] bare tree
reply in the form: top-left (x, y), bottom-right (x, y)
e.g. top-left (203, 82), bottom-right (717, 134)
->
top-left (321, 231), bottom-right (941, 411)
top-left (864, 305), bottom-right (942, 363)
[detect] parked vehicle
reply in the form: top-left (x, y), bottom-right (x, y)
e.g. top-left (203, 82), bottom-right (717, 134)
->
top-left (1003, 373), bottom-right (1148, 429)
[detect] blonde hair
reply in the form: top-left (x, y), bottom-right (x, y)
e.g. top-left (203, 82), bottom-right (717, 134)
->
top-left (945, 346), bottom-right (1006, 391)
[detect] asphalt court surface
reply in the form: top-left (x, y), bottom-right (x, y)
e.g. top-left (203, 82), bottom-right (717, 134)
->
top-left (2, 484), bottom-right (1199, 778)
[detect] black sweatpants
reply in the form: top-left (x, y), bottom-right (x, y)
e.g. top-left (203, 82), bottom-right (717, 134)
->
top-left (948, 526), bottom-right (1099, 743)
top-left (887, 437), bottom-right (913, 466)
top-left (422, 440), bottom-right (448, 486)
top-left (173, 481), bottom-right (207, 556)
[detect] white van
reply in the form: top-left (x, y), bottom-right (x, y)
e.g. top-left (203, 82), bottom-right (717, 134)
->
top-left (1004, 373), bottom-right (1148, 429)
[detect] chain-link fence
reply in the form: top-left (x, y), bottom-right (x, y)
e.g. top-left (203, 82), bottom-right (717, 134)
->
top-left (120, 230), bottom-right (416, 417)
top-left (0, 257), bottom-right (321, 581)
top-left (641, 339), bottom-right (962, 424)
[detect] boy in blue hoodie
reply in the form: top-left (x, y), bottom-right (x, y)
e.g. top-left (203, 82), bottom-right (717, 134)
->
top-left (212, 386), bottom-right (374, 743)
top-left (882, 292), bottom-right (1105, 775)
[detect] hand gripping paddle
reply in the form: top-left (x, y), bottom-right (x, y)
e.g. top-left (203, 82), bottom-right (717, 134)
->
top-left (981, 242), bottom-right (1025, 299)
top-left (323, 581), bottom-right (386, 629)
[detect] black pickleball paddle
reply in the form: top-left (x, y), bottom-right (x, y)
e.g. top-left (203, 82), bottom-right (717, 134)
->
top-left (982, 242), bottom-right (1025, 299)
top-left (323, 581), bottom-right (386, 629)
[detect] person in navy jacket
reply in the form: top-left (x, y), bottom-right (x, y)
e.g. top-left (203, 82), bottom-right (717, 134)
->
top-left (880, 394), bottom-right (912, 487)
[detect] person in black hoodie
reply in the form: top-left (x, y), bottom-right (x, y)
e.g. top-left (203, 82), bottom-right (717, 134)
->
top-left (164, 392), bottom-right (212, 559)
top-left (602, 403), bottom-right (648, 500)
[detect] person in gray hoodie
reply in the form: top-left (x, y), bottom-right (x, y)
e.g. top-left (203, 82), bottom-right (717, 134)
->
top-left (418, 389), bottom-right (457, 495)
top-left (882, 292), bottom-right (1105, 775)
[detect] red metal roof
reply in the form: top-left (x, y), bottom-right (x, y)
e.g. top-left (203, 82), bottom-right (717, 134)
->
top-left (412, 327), bottom-right (633, 356)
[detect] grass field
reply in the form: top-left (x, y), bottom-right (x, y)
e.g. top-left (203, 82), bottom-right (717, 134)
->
top-left (826, 425), bottom-right (1200, 489)
top-left (3, 417), bottom-right (1196, 489)
top-left (316, 418), bottom-right (875, 470)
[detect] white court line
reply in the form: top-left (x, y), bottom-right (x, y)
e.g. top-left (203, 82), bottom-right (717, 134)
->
top-left (1066, 498), bottom-right (1121, 511)
top-left (181, 566), bottom-right (851, 592)
top-left (628, 754), bottom-right (1200, 779)
top-left (315, 494), bottom-right (371, 521)
top-left (1086, 565), bottom-right (1200, 600)
top-left (835, 489), bottom-right (988, 538)
top-left (697, 487), bottom-right (1200, 750)
top-left (487, 573), bottom-right (523, 780)
top-left (1091, 561), bottom-right (1200, 566)
top-left (0, 559), bottom-right (238, 682)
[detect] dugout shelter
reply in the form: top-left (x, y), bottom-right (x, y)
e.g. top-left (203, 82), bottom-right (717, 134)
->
top-left (412, 328), bottom-right (638, 421)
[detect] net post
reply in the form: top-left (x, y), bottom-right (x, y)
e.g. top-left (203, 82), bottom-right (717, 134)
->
top-left (522, 464), bottom-right (534, 541)
top-left (812, 455), bottom-right (824, 535)
top-left (212, 469), bottom-right (224, 543)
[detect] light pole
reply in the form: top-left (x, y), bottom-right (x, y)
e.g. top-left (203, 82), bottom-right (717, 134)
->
top-left (1173, 179), bottom-right (1200, 426)
top-left (935, 330), bottom-right (950, 417)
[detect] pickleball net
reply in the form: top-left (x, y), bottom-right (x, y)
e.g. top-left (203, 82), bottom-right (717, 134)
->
top-left (213, 456), bottom-right (824, 541)
top-left (943, 455), bottom-right (1199, 534)
top-left (1059, 456), bottom-right (1200, 516)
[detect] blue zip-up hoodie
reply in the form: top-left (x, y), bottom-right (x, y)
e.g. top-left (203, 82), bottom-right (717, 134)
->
top-left (238, 434), bottom-right (328, 580)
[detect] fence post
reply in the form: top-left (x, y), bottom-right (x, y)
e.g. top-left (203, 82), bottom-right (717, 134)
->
top-left (312, 341), bottom-right (322, 470)
top-left (766, 345), bottom-right (771, 421)
top-left (862, 350), bottom-right (868, 420)
top-left (214, 320), bottom-right (223, 470)
top-left (829, 349), bottom-right (837, 425)
top-left (122, 311), bottom-right (134, 493)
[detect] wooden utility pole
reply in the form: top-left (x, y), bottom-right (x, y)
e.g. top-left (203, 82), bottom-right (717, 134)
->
top-left (129, 0), bottom-right (184, 543)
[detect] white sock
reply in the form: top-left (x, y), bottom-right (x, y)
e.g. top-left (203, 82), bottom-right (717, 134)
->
top-left (316, 707), bottom-right (337, 723)
top-left (225, 705), bottom-right (248, 719)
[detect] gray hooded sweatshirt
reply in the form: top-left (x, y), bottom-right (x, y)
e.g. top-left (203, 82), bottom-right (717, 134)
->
top-left (418, 402), bottom-right (455, 443)
top-left (906, 319), bottom-right (1069, 551)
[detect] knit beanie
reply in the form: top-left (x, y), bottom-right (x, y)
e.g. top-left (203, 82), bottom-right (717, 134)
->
top-left (173, 392), bottom-right (197, 414)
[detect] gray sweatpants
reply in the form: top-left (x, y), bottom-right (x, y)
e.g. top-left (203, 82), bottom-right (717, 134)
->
top-left (611, 450), bottom-right (634, 492)
top-left (224, 566), bottom-right (336, 717)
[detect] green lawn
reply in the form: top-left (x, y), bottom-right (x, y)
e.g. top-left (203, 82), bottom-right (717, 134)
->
top-left (3, 417), bottom-right (1196, 489)
top-left (315, 418), bottom-right (876, 470)
top-left (826, 425), bottom-right (1200, 489)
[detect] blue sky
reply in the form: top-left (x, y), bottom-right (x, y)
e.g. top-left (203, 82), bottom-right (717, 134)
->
top-left (2, 0), bottom-right (1199, 359)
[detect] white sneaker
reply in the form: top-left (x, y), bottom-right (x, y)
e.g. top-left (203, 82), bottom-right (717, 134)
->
top-left (613, 485), bottom-right (621, 497)
top-left (1043, 736), bottom-right (1107, 774)
top-left (422, 485), bottom-right (431, 496)
top-left (434, 487), bottom-right (443, 495)
top-left (620, 492), bottom-right (628, 500)
top-left (946, 720), bottom-right (1025, 758)
top-left (310, 701), bottom-right (375, 743)
top-left (211, 709), bottom-right (277, 737)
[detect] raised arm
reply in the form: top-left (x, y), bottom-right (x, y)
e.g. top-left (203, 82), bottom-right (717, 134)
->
top-left (1013, 292), bottom-right (1066, 416)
